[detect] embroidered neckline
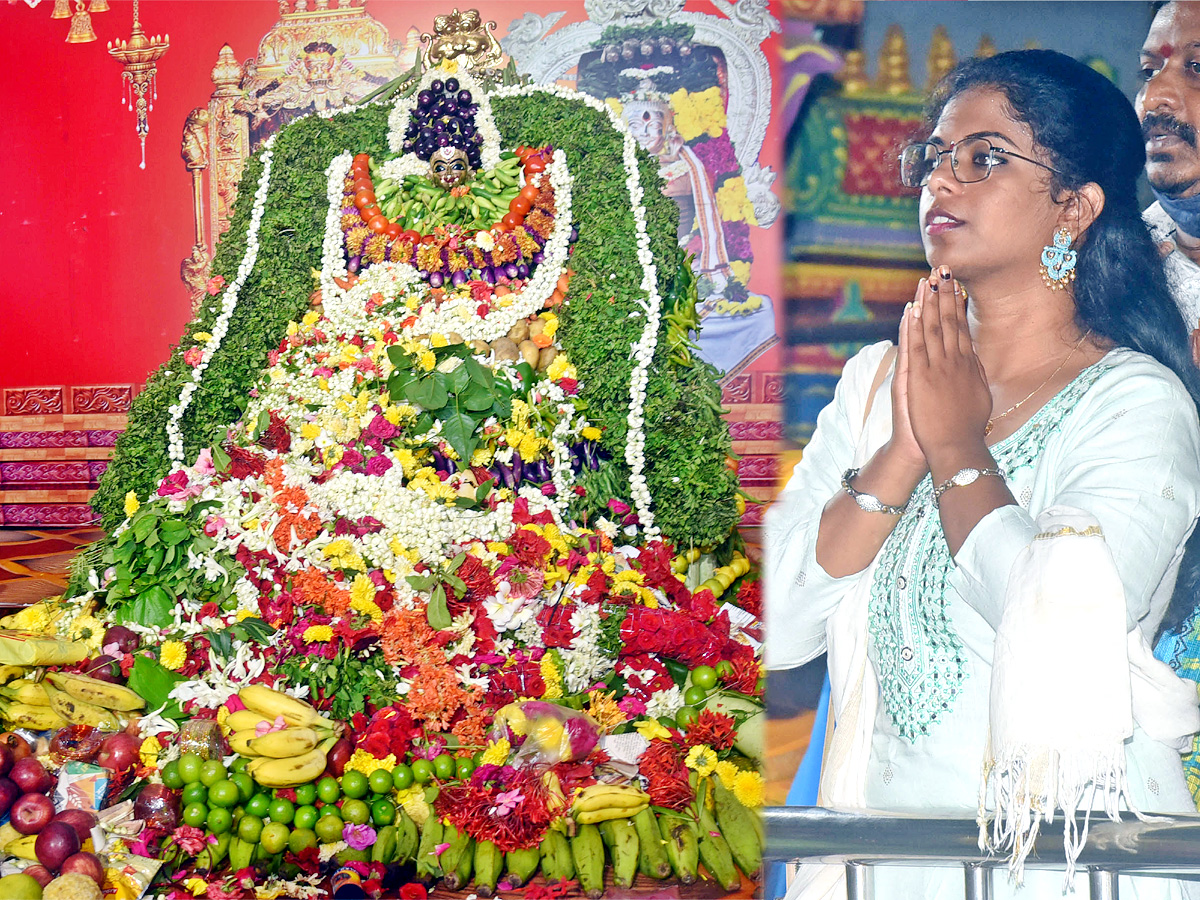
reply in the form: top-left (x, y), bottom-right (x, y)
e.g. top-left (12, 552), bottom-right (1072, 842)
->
top-left (867, 359), bottom-right (1112, 741)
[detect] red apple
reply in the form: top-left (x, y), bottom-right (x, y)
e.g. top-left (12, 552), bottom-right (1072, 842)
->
top-left (0, 777), bottom-right (21, 817)
top-left (51, 809), bottom-right (97, 845)
top-left (10, 758), bottom-right (53, 795)
top-left (0, 733), bottom-right (32, 762)
top-left (133, 783), bottom-right (179, 831)
top-left (21, 865), bottom-right (53, 887)
top-left (95, 732), bottom-right (140, 773)
top-left (82, 655), bottom-right (123, 684)
top-left (0, 742), bottom-right (15, 778)
top-left (325, 737), bottom-right (353, 777)
top-left (59, 851), bottom-right (104, 886)
top-left (11, 792), bottom-right (55, 835)
top-left (35, 821), bottom-right (80, 871)
top-left (102, 625), bottom-right (140, 654)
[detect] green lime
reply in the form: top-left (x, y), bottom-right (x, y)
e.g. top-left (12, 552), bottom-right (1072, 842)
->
top-left (209, 779), bottom-right (241, 809)
top-left (341, 770), bottom-right (369, 799)
top-left (182, 802), bottom-right (208, 828)
top-left (161, 759), bottom-right (184, 790)
top-left (294, 783), bottom-right (317, 806)
top-left (715, 660), bottom-right (735, 679)
top-left (691, 664), bottom-right (718, 691)
top-left (315, 813), bottom-right (345, 844)
top-left (207, 806), bottom-right (233, 835)
top-left (293, 804), bottom-right (319, 831)
top-left (316, 775), bottom-right (341, 804)
top-left (231, 773), bottom-right (255, 804)
top-left (391, 764), bottom-right (414, 790)
top-left (676, 706), bottom-right (700, 729)
top-left (370, 798), bottom-right (396, 826)
top-left (455, 758), bottom-right (475, 781)
top-left (231, 756), bottom-right (251, 775)
top-left (200, 759), bottom-right (227, 787)
top-left (182, 782), bottom-right (209, 806)
top-left (432, 754), bottom-right (456, 781)
top-left (238, 814), bottom-right (264, 844)
top-left (260, 821), bottom-right (290, 856)
top-left (177, 752), bottom-right (204, 784)
top-left (245, 793), bottom-right (271, 819)
top-left (319, 805), bottom-right (341, 818)
top-left (289, 827), bottom-right (318, 855)
top-left (368, 769), bottom-right (393, 795)
top-left (340, 798), bottom-right (370, 826)
top-left (683, 685), bottom-right (708, 707)
top-left (411, 759), bottom-right (433, 784)
top-left (267, 797), bottom-right (295, 825)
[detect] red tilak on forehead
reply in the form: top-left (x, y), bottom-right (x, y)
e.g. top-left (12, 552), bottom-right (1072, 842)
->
top-left (1161, 42), bottom-right (1175, 58)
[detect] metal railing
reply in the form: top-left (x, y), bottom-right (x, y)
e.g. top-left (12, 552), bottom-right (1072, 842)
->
top-left (764, 806), bottom-right (1200, 900)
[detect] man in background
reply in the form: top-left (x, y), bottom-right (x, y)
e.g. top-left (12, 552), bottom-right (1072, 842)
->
top-left (1138, 0), bottom-right (1200, 359)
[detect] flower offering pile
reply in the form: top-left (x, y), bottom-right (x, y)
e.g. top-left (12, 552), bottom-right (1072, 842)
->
top-left (0, 60), bottom-right (763, 900)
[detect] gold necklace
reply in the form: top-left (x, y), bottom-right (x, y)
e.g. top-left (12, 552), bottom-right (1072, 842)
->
top-left (984, 329), bottom-right (1092, 436)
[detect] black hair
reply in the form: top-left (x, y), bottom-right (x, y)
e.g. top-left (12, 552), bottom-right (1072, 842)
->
top-left (927, 49), bottom-right (1200, 639)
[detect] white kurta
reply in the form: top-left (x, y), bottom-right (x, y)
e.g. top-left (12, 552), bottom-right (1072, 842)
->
top-left (766, 342), bottom-right (1200, 899)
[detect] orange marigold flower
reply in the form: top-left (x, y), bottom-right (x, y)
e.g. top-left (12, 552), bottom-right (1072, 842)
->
top-left (525, 210), bottom-right (554, 239)
top-left (416, 244), bottom-right (443, 270)
top-left (406, 664), bottom-right (481, 731)
top-left (380, 607), bottom-right (440, 667)
top-left (514, 229), bottom-right (540, 257)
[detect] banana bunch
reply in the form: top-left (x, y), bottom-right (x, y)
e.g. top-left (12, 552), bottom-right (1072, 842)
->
top-left (43, 683), bottom-right (122, 730)
top-left (46, 671), bottom-right (145, 711)
top-left (244, 734), bottom-right (338, 788)
top-left (237, 684), bottom-right (338, 732)
top-left (231, 685), bottom-right (342, 787)
top-left (0, 674), bottom-right (64, 731)
top-left (374, 154), bottom-right (524, 233)
top-left (570, 783), bottom-right (650, 825)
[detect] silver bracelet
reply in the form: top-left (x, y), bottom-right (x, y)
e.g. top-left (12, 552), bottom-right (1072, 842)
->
top-left (841, 468), bottom-right (909, 516)
top-left (933, 466), bottom-right (1004, 506)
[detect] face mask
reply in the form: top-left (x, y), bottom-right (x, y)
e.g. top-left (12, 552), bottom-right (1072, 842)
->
top-left (1152, 185), bottom-right (1200, 239)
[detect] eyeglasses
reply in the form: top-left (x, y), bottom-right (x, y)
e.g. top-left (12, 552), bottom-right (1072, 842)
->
top-left (898, 137), bottom-right (1064, 188)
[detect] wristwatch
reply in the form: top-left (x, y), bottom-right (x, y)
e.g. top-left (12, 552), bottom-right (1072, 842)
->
top-left (933, 466), bottom-right (1003, 506)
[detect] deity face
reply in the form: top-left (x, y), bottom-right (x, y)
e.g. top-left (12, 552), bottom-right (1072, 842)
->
top-left (430, 146), bottom-right (471, 190)
top-left (623, 102), bottom-right (673, 156)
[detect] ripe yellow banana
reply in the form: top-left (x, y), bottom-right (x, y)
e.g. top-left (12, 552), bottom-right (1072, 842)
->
top-left (572, 783), bottom-right (651, 814)
top-left (246, 737), bottom-right (335, 788)
top-left (0, 666), bottom-right (30, 685)
top-left (0, 679), bottom-right (49, 707)
top-left (238, 684), bottom-right (335, 730)
top-left (4, 834), bottom-right (38, 861)
top-left (224, 709), bottom-right (282, 734)
top-left (46, 671), bottom-right (145, 711)
top-left (248, 726), bottom-right (321, 759)
top-left (43, 683), bottom-right (121, 729)
top-left (228, 729), bottom-right (261, 757)
top-left (0, 823), bottom-right (22, 848)
top-left (0, 699), bottom-right (68, 731)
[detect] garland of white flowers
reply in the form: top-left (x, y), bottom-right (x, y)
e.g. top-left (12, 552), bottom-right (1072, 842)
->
top-left (491, 82), bottom-right (662, 537)
top-left (318, 149), bottom-right (573, 344)
top-left (166, 142), bottom-right (276, 466)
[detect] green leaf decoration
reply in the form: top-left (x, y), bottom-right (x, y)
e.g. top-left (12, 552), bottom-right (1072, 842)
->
top-left (426, 585), bottom-right (452, 630)
top-left (117, 585), bottom-right (174, 629)
top-left (127, 655), bottom-right (185, 720)
top-left (439, 412), bottom-right (478, 466)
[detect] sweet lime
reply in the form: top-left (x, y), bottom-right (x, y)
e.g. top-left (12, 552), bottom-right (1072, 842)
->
top-left (317, 776), bottom-right (341, 804)
top-left (341, 798), bottom-right (370, 826)
top-left (691, 664), bottom-right (718, 691)
top-left (341, 770), bottom-right (369, 799)
top-left (683, 685), bottom-right (708, 707)
top-left (161, 759), bottom-right (184, 790)
top-left (315, 813), bottom-right (345, 844)
top-left (207, 806), bottom-right (233, 835)
top-left (245, 793), bottom-right (271, 819)
top-left (294, 782), bottom-right (317, 806)
top-left (267, 797), bottom-right (295, 825)
top-left (238, 814), bottom-right (264, 844)
top-left (293, 804), bottom-right (319, 831)
top-left (370, 798), bottom-right (396, 826)
top-left (368, 769), bottom-right (393, 795)
top-left (715, 660), bottom-right (735, 679)
top-left (391, 764), bottom-right (414, 790)
top-left (289, 827), bottom-right (318, 855)
top-left (181, 782), bottom-right (209, 806)
top-left (199, 759), bottom-right (227, 787)
top-left (411, 759), bottom-right (433, 784)
top-left (455, 758), bottom-right (475, 780)
top-left (260, 821), bottom-right (291, 856)
top-left (231, 773), bottom-right (255, 804)
top-left (177, 752), bottom-right (204, 784)
top-left (230, 756), bottom-right (251, 774)
top-left (676, 706), bottom-right (700, 728)
top-left (433, 754), bottom-right (456, 781)
top-left (182, 802), bottom-right (208, 827)
top-left (209, 779), bottom-right (241, 809)
top-left (0, 873), bottom-right (43, 900)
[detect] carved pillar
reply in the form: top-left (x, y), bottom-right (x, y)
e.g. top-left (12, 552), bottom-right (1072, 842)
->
top-left (207, 45), bottom-right (250, 252)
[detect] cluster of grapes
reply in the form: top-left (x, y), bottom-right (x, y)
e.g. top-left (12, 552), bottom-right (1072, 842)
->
top-left (403, 78), bottom-right (483, 169)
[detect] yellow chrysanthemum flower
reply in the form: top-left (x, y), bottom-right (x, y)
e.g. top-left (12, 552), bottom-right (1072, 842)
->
top-left (185, 877), bottom-right (208, 896)
top-left (286, 321), bottom-right (300, 337)
top-left (300, 422), bottom-right (321, 440)
top-left (302, 310), bottom-right (320, 327)
top-left (160, 640), bottom-right (187, 671)
top-left (732, 769), bottom-right (765, 808)
top-left (192, 331), bottom-right (213, 343)
top-left (430, 333), bottom-right (448, 348)
top-left (634, 719), bottom-right (672, 742)
top-left (345, 750), bottom-right (396, 778)
top-left (395, 787), bottom-right (431, 826)
top-left (518, 433), bottom-right (543, 463)
top-left (714, 759), bottom-right (740, 791)
top-left (685, 744), bottom-right (718, 777)
top-left (715, 176), bottom-right (757, 226)
top-left (350, 575), bottom-right (383, 623)
top-left (139, 735), bottom-right (162, 769)
top-left (302, 625), bottom-right (333, 643)
top-left (670, 86), bottom-right (727, 141)
top-left (486, 541), bottom-right (509, 555)
top-left (480, 738), bottom-right (511, 766)
top-left (419, 351), bottom-right (436, 372)
top-left (586, 690), bottom-right (626, 733)
top-left (729, 260), bottom-right (752, 284)
top-left (70, 614), bottom-right (106, 654)
top-left (605, 97), bottom-right (624, 118)
top-left (470, 446), bottom-right (495, 467)
top-left (540, 313), bottom-right (559, 337)
top-left (546, 354), bottom-right (573, 381)
top-left (124, 491), bottom-right (140, 517)
top-left (322, 538), bottom-right (353, 560)
top-left (540, 654), bottom-right (564, 699)
top-left (236, 608), bottom-right (259, 622)
top-left (580, 426), bottom-right (602, 441)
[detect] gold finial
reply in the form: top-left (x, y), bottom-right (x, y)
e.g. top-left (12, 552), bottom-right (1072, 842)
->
top-left (839, 50), bottom-right (870, 95)
top-left (877, 24), bottom-right (911, 95)
top-left (420, 8), bottom-right (505, 73)
top-left (975, 35), bottom-right (997, 59)
top-left (926, 25), bottom-right (955, 91)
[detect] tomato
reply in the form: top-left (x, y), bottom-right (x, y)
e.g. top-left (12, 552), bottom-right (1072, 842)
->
top-left (353, 153), bottom-right (370, 166)
top-left (367, 215), bottom-right (390, 234)
top-left (353, 190), bottom-right (376, 209)
top-left (421, 233), bottom-right (438, 245)
top-left (520, 184), bottom-right (540, 203)
top-left (510, 196), bottom-right (532, 216)
top-left (403, 230), bottom-right (421, 244)
top-left (352, 177), bottom-right (373, 193)
top-left (351, 165), bottom-right (369, 180)
top-left (525, 158), bottom-right (546, 174)
top-left (502, 212), bottom-right (523, 229)
top-left (385, 223), bottom-right (403, 239)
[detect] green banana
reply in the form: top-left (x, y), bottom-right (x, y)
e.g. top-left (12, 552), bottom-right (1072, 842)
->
top-left (228, 835), bottom-right (254, 872)
top-left (659, 814), bottom-right (699, 884)
top-left (698, 804), bottom-right (741, 891)
top-left (633, 807), bottom-right (672, 879)
top-left (474, 839), bottom-right (505, 897)
top-left (570, 823), bottom-right (605, 899)
top-left (196, 832), bottom-right (231, 873)
top-left (714, 779), bottom-right (763, 878)
top-left (441, 824), bottom-right (475, 891)
top-left (395, 809), bottom-right (419, 863)
top-left (540, 829), bottom-right (574, 884)
top-left (371, 825), bottom-right (398, 864)
top-left (415, 815), bottom-right (445, 883)
top-left (504, 845), bottom-right (541, 888)
top-left (598, 817), bottom-right (640, 890)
